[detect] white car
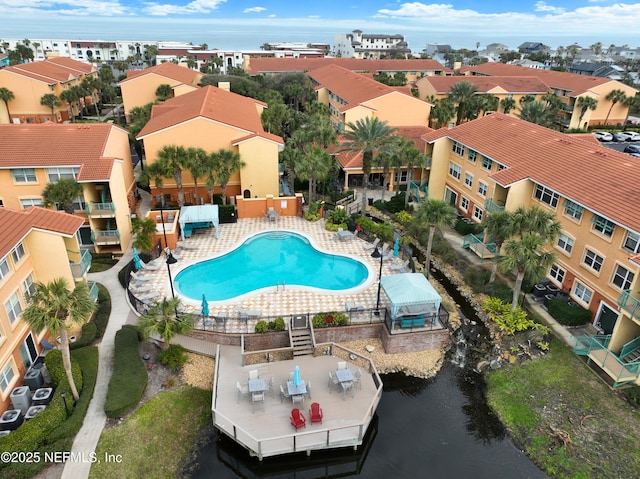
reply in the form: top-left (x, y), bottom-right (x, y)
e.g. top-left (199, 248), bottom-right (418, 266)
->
top-left (622, 131), bottom-right (640, 141)
top-left (593, 131), bottom-right (613, 142)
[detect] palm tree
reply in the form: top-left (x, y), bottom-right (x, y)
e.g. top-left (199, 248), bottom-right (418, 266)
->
top-left (22, 278), bottom-right (96, 401)
top-left (447, 81), bottom-right (478, 125)
top-left (42, 178), bottom-right (84, 214)
top-left (340, 117), bottom-right (397, 214)
top-left (203, 152), bottom-right (220, 204)
top-left (59, 87), bottom-right (81, 122)
top-left (576, 96), bottom-right (598, 126)
top-left (132, 217), bottom-right (158, 252)
top-left (138, 297), bottom-right (194, 350)
top-left (185, 147), bottom-right (209, 205)
top-left (604, 89), bottom-right (628, 125)
top-left (154, 145), bottom-right (189, 206)
top-left (412, 199), bottom-right (457, 278)
top-left (430, 98), bottom-right (456, 128)
top-left (0, 87), bottom-right (15, 122)
top-left (500, 97), bottom-right (516, 115)
top-left (295, 145), bottom-right (332, 203)
top-left (214, 149), bottom-right (245, 204)
top-left (156, 84), bottom-right (173, 101)
top-left (484, 210), bottom-right (514, 283)
top-left (80, 75), bottom-right (103, 119)
top-left (517, 101), bottom-right (558, 129)
top-left (40, 93), bottom-right (61, 122)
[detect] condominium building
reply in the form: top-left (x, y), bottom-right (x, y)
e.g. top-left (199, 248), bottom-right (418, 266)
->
top-left (334, 30), bottom-right (411, 59)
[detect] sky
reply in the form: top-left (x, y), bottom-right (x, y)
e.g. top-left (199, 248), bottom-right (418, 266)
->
top-left (1, 1), bottom-right (640, 52)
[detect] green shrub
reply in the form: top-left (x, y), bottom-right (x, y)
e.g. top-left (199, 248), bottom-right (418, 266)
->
top-left (386, 193), bottom-right (407, 213)
top-left (396, 210), bottom-right (413, 224)
top-left (483, 280), bottom-right (514, 303)
top-left (547, 299), bottom-right (592, 326)
top-left (158, 344), bottom-right (188, 370)
top-left (271, 317), bottom-right (285, 331)
top-left (105, 325), bottom-right (148, 418)
top-left (464, 267), bottom-right (491, 293)
top-left (70, 321), bottom-right (97, 349)
top-left (312, 312), bottom-right (347, 328)
top-left (333, 313), bottom-right (349, 326)
top-left (255, 320), bottom-right (268, 333)
top-left (44, 349), bottom-right (82, 391)
top-left (356, 216), bottom-right (394, 242)
top-left (454, 218), bottom-right (480, 236)
top-left (327, 207), bottom-right (348, 225)
top-left (218, 204), bottom-right (237, 223)
top-left (93, 284), bottom-right (111, 338)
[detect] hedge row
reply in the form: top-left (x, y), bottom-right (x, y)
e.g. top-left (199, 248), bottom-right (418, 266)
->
top-left (104, 325), bottom-right (148, 418)
top-left (547, 298), bottom-right (592, 326)
top-left (312, 312), bottom-right (349, 328)
top-left (70, 283), bottom-right (110, 350)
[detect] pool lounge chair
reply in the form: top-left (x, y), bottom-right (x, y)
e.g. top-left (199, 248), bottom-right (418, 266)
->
top-left (363, 237), bottom-right (380, 251)
top-left (390, 259), bottom-right (410, 272)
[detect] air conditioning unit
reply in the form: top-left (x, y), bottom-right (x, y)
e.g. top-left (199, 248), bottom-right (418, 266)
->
top-left (0, 409), bottom-right (24, 431)
top-left (25, 405), bottom-right (47, 420)
top-left (32, 388), bottom-right (54, 406)
top-left (10, 386), bottom-right (32, 413)
top-left (24, 367), bottom-right (44, 390)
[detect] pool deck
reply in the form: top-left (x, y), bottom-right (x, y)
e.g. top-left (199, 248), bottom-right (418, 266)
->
top-left (130, 216), bottom-right (405, 333)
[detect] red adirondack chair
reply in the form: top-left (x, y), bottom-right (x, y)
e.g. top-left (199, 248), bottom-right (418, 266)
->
top-left (290, 408), bottom-right (306, 429)
top-left (309, 402), bottom-right (323, 424)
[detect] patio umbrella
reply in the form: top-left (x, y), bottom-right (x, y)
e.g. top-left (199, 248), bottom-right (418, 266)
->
top-left (201, 293), bottom-right (210, 317)
top-left (293, 365), bottom-right (301, 387)
top-left (393, 238), bottom-right (400, 257)
top-left (133, 248), bottom-right (142, 270)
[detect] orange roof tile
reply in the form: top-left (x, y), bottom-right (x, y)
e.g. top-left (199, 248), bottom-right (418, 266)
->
top-left (245, 57), bottom-right (450, 76)
top-left (137, 85), bottom-right (282, 144)
top-left (422, 113), bottom-right (640, 232)
top-left (1, 57), bottom-right (96, 84)
top-left (0, 123), bottom-right (124, 182)
top-left (120, 62), bottom-right (201, 86)
top-left (0, 207), bottom-right (84, 260)
top-left (418, 75), bottom-right (551, 94)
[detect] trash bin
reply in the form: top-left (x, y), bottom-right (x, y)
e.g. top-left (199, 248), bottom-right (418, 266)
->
top-left (368, 198), bottom-right (374, 206)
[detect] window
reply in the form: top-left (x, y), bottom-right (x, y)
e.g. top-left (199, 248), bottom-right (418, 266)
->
top-left (20, 198), bottom-right (43, 209)
top-left (0, 362), bottom-right (16, 394)
top-left (394, 170), bottom-right (409, 183)
top-left (71, 195), bottom-right (86, 212)
top-left (591, 214), bottom-right (615, 237)
top-left (473, 206), bottom-right (483, 221)
top-left (481, 157), bottom-right (493, 171)
top-left (612, 265), bottom-right (635, 290)
top-left (11, 243), bottom-right (25, 265)
top-left (22, 274), bottom-right (36, 300)
top-left (464, 173), bottom-right (473, 188)
top-left (468, 149), bottom-right (477, 163)
top-left (563, 199), bottom-right (583, 221)
top-left (574, 282), bottom-right (593, 305)
top-left (0, 258), bottom-right (9, 281)
top-left (452, 141), bottom-right (465, 156)
top-left (46, 167), bottom-right (79, 182)
top-left (0, 199), bottom-right (4, 207)
top-left (448, 162), bottom-right (461, 180)
top-left (5, 292), bottom-right (23, 324)
top-left (623, 231), bottom-right (640, 254)
top-left (460, 197), bottom-right (469, 211)
top-left (11, 168), bottom-right (37, 183)
top-left (477, 181), bottom-right (488, 197)
top-left (534, 184), bottom-right (559, 208)
top-left (557, 234), bottom-right (574, 254)
top-left (583, 249), bottom-right (604, 272)
top-left (549, 264), bottom-right (565, 283)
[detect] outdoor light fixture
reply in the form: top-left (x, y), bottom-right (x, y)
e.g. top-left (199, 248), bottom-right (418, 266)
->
top-left (371, 247), bottom-right (383, 316)
top-left (61, 391), bottom-right (69, 418)
top-left (160, 201), bottom-right (177, 300)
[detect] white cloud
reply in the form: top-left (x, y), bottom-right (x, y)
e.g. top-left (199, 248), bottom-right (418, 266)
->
top-left (143, 0), bottom-right (226, 16)
top-left (268, 14), bottom-right (276, 18)
top-left (534, 1), bottom-right (565, 14)
top-left (0, 0), bottom-right (131, 16)
top-left (243, 6), bottom-right (266, 13)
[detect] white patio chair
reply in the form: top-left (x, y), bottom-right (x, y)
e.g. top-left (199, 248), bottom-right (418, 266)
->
top-left (363, 237), bottom-right (380, 251)
top-left (280, 384), bottom-right (290, 403)
top-left (337, 361), bottom-right (347, 370)
top-left (249, 369), bottom-right (259, 381)
top-left (354, 369), bottom-right (363, 389)
top-left (237, 381), bottom-right (249, 403)
top-left (252, 392), bottom-right (265, 413)
top-left (292, 394), bottom-right (305, 404)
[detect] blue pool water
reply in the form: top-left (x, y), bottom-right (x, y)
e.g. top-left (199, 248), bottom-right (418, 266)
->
top-left (174, 231), bottom-right (370, 301)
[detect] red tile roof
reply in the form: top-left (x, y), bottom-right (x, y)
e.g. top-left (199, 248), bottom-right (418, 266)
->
top-left (245, 57), bottom-right (450, 76)
top-left (0, 207), bottom-right (84, 259)
top-left (0, 123), bottom-right (123, 182)
top-left (120, 62), bottom-right (201, 86)
top-left (418, 75), bottom-right (551, 94)
top-left (137, 85), bottom-right (282, 144)
top-left (1, 57), bottom-right (96, 84)
top-left (422, 113), bottom-right (640, 232)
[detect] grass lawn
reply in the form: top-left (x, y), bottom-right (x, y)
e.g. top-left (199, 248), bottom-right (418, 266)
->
top-left (485, 338), bottom-right (640, 479)
top-left (89, 386), bottom-right (212, 479)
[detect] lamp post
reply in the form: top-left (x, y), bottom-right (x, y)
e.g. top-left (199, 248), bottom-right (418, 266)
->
top-left (61, 391), bottom-right (69, 418)
top-left (371, 247), bottom-right (383, 316)
top-left (160, 201), bottom-right (178, 299)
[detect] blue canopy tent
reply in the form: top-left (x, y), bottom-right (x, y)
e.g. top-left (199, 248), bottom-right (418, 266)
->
top-left (380, 273), bottom-right (442, 329)
top-left (179, 205), bottom-right (219, 239)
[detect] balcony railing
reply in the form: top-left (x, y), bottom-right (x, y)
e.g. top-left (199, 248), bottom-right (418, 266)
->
top-left (88, 281), bottom-right (99, 302)
top-left (484, 198), bottom-right (505, 214)
top-left (462, 233), bottom-right (497, 261)
top-left (574, 334), bottom-right (640, 388)
top-left (618, 290), bottom-right (640, 322)
top-left (91, 229), bottom-right (121, 245)
top-left (560, 103), bottom-right (574, 113)
top-left (85, 202), bottom-right (116, 218)
top-left (69, 249), bottom-right (92, 280)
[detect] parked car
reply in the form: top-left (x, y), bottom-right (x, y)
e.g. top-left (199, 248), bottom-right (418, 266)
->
top-left (593, 131), bottom-right (613, 142)
top-left (623, 144), bottom-right (640, 154)
top-left (623, 131), bottom-right (640, 141)
top-left (612, 132), bottom-right (629, 142)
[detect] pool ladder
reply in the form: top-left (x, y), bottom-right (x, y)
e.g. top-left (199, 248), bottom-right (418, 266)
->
top-left (275, 280), bottom-right (286, 292)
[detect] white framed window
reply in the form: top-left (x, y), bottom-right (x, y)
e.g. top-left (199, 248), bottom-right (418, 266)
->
top-left (583, 249), bottom-right (604, 273)
top-left (460, 197), bottom-right (469, 211)
top-left (534, 184), bottom-right (559, 208)
top-left (557, 234), bottom-right (574, 254)
top-left (22, 274), bottom-right (36, 300)
top-left (563, 199), bottom-right (583, 221)
top-left (11, 168), bottom-right (37, 183)
top-left (573, 281), bottom-right (593, 305)
top-left (591, 214), bottom-right (615, 238)
top-left (11, 243), bottom-right (26, 265)
top-left (394, 170), bottom-right (409, 183)
top-left (623, 231), bottom-right (640, 254)
top-left (549, 264), bottom-right (565, 283)
top-left (46, 166), bottom-right (79, 182)
top-left (0, 361), bottom-right (16, 394)
top-left (477, 181), bottom-right (488, 197)
top-left (452, 141), bottom-right (465, 156)
top-left (481, 157), bottom-right (493, 171)
top-left (20, 198), bottom-right (43, 209)
top-left (5, 292), bottom-right (23, 324)
top-left (472, 206), bottom-right (483, 221)
top-left (612, 264), bottom-right (635, 291)
top-left (448, 162), bottom-right (461, 180)
top-left (0, 258), bottom-right (9, 281)
top-left (468, 149), bottom-right (477, 163)
top-left (464, 173), bottom-right (473, 188)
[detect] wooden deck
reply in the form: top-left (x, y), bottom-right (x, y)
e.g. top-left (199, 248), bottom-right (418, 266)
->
top-left (212, 345), bottom-right (382, 459)
top-left (589, 349), bottom-right (637, 384)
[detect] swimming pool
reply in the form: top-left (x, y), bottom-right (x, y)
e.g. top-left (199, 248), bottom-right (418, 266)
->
top-left (174, 231), bottom-right (371, 302)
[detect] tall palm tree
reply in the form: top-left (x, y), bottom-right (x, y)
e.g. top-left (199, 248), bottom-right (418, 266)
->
top-left (517, 101), bottom-right (558, 129)
top-left (40, 93), bottom-right (61, 122)
top-left (447, 81), bottom-right (478, 125)
top-left (576, 95), bottom-right (598, 126)
top-left (411, 199), bottom-right (457, 278)
top-left (430, 98), bottom-right (456, 129)
top-left (155, 84), bottom-right (173, 101)
top-left (138, 297), bottom-right (194, 350)
top-left (42, 178), bottom-right (84, 214)
top-left (80, 75), bottom-right (103, 119)
top-left (484, 210), bottom-right (514, 283)
top-left (340, 117), bottom-right (397, 214)
top-left (500, 97), bottom-right (516, 115)
top-left (295, 145), bottom-right (332, 203)
top-left (154, 145), bottom-right (189, 206)
top-left (185, 147), bottom-right (209, 205)
top-left (60, 87), bottom-right (81, 122)
top-left (22, 278), bottom-right (96, 401)
top-left (604, 89), bottom-right (627, 125)
top-left (214, 148), bottom-right (245, 204)
top-left (203, 152), bottom-right (220, 204)
top-left (0, 87), bottom-right (15, 122)
top-left (132, 217), bottom-right (158, 252)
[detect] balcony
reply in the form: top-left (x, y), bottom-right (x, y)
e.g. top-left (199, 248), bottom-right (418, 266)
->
top-left (618, 290), bottom-right (640, 322)
top-left (85, 202), bottom-right (116, 218)
top-left (560, 103), bottom-right (574, 113)
top-left (462, 233), bottom-right (497, 261)
top-left (91, 229), bottom-right (120, 245)
top-left (574, 335), bottom-right (640, 388)
top-left (69, 249), bottom-right (92, 280)
top-left (88, 281), bottom-right (99, 301)
top-left (484, 198), bottom-right (505, 214)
